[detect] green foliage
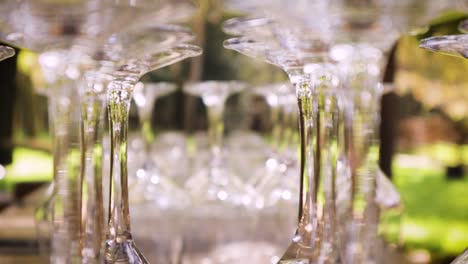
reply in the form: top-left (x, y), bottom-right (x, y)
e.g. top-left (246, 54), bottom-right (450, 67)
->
top-left (393, 155), bottom-right (468, 259)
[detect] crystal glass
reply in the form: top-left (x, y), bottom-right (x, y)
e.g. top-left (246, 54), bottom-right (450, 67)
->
top-left (224, 29), bottom-right (343, 263)
top-left (420, 32), bottom-right (468, 264)
top-left (131, 81), bottom-right (188, 207)
top-left (34, 49), bottom-right (86, 263)
top-left (103, 43), bottom-right (202, 263)
top-left (0, 0), bottom-right (199, 262)
top-left (0, 45), bottom-right (14, 61)
top-left (248, 83), bottom-right (299, 209)
top-left (330, 43), bottom-right (386, 264)
top-left (78, 59), bottom-right (114, 263)
top-left (79, 23), bottom-right (198, 263)
top-left (325, 1), bottom-right (456, 261)
top-left (183, 81), bottom-right (247, 205)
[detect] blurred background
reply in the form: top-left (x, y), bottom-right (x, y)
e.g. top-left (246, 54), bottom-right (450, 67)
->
top-left (0, 1), bottom-right (467, 264)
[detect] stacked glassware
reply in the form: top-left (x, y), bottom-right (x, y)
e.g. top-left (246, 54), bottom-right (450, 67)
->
top-left (0, 0), bottom-right (202, 263)
top-left (219, 0), bottom-right (459, 263)
top-left (128, 81), bottom-right (301, 263)
top-left (0, 0), bottom-right (464, 263)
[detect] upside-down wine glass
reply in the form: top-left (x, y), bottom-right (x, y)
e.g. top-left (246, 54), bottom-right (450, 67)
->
top-left (79, 23), bottom-right (199, 263)
top-left (224, 9), bottom-right (330, 263)
top-left (223, 22), bottom-right (344, 263)
top-left (35, 49), bottom-right (85, 263)
top-left (248, 83), bottom-right (299, 209)
top-left (328, 1), bottom-right (460, 261)
top-left (225, 14), bottom-right (394, 264)
top-left (420, 31), bottom-right (468, 264)
top-left (0, 0), bottom-right (196, 262)
top-left (132, 81), bottom-right (188, 207)
top-left (104, 42), bottom-right (202, 263)
top-left (78, 54), bottom-right (115, 264)
top-left (0, 0), bottom-right (129, 260)
top-left (223, 6), bottom-right (403, 223)
top-left (183, 81), bottom-right (247, 205)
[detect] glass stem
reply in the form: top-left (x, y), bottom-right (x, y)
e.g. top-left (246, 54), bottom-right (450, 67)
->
top-left (106, 82), bottom-right (134, 243)
top-left (344, 85), bottom-right (382, 264)
top-left (362, 86), bottom-right (383, 263)
top-left (140, 116), bottom-right (153, 155)
top-left (317, 88), bottom-right (340, 263)
top-left (269, 103), bottom-right (282, 153)
top-left (80, 91), bottom-right (106, 263)
top-left (49, 82), bottom-right (82, 263)
top-left (295, 80), bottom-right (319, 247)
top-left (206, 102), bottom-right (224, 163)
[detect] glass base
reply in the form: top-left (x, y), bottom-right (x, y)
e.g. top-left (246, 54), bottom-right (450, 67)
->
top-left (105, 238), bottom-right (148, 264)
top-left (453, 249), bottom-right (468, 264)
top-left (279, 239), bottom-right (317, 264)
top-left (278, 259), bottom-right (310, 264)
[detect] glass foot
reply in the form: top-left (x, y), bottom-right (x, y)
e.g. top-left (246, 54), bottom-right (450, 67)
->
top-left (420, 34), bottom-right (468, 59)
top-left (278, 259), bottom-right (311, 264)
top-left (279, 239), bottom-right (317, 264)
top-left (452, 248), bottom-right (468, 264)
top-left (105, 238), bottom-right (148, 264)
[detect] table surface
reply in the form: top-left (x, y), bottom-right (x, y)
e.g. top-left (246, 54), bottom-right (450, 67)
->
top-left (0, 187), bottom-right (410, 264)
top-left (0, 187), bottom-right (44, 264)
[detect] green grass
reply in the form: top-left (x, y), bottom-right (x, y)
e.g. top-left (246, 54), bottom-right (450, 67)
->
top-left (393, 160), bottom-right (468, 258)
top-left (0, 148), bottom-right (52, 192)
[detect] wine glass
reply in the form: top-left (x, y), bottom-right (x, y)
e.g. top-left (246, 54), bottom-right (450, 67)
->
top-left (103, 41), bottom-right (202, 263)
top-left (0, 0), bottom-right (199, 262)
top-left (34, 49), bottom-right (89, 263)
top-left (0, 45), bottom-right (14, 61)
top-left (224, 29), bottom-right (343, 263)
top-left (79, 22), bottom-right (200, 263)
top-left (131, 81), bottom-right (189, 207)
top-left (223, 6), bottom-right (400, 263)
top-left (420, 32), bottom-right (468, 264)
top-left (248, 83), bottom-right (299, 209)
top-left (183, 81), bottom-right (247, 205)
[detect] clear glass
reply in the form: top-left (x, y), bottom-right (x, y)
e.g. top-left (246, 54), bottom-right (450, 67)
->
top-left (278, 62), bottom-right (342, 264)
top-left (223, 32), bottom-right (337, 264)
top-left (332, 43), bottom-right (391, 264)
top-left (248, 83), bottom-right (299, 209)
top-left (79, 68), bottom-right (113, 263)
top-left (131, 81), bottom-right (187, 206)
top-left (0, 1), bottom-right (200, 263)
top-left (35, 50), bottom-right (83, 263)
top-left (104, 44), bottom-right (202, 263)
top-left (0, 0), bottom-right (197, 52)
top-left (420, 30), bottom-right (468, 264)
top-left (183, 81), bottom-right (247, 205)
